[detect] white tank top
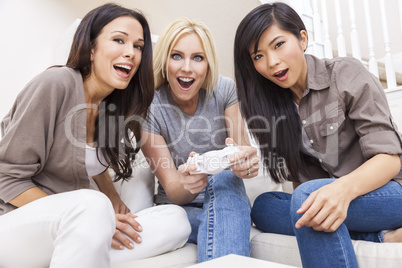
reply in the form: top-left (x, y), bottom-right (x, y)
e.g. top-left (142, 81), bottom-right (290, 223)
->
top-left (85, 145), bottom-right (108, 177)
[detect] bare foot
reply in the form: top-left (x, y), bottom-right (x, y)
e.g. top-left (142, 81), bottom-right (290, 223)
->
top-left (384, 227), bottom-right (402, 242)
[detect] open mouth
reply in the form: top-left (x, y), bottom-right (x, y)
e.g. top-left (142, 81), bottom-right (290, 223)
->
top-left (274, 69), bottom-right (288, 78)
top-left (114, 64), bottom-right (132, 76)
top-left (177, 77), bottom-right (194, 89)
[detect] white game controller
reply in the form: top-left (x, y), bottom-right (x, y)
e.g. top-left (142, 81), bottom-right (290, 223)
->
top-left (186, 144), bottom-right (242, 175)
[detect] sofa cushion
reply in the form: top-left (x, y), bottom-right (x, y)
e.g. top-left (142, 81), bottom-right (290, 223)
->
top-left (117, 128), bottom-right (402, 267)
top-left (353, 239), bottom-right (402, 267)
top-left (250, 232), bottom-right (402, 268)
top-left (112, 150), bottom-right (155, 213)
top-left (114, 230), bottom-right (402, 268)
top-left (111, 243), bottom-right (198, 268)
top-left (251, 233), bottom-right (302, 267)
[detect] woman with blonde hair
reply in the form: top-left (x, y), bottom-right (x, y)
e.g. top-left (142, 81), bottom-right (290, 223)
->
top-left (141, 17), bottom-right (259, 262)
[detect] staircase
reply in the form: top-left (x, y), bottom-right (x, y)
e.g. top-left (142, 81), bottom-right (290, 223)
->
top-left (260, 0), bottom-right (402, 127)
top-left (284, 0), bottom-right (402, 90)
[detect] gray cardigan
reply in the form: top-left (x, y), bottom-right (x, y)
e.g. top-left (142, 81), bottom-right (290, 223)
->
top-left (0, 67), bottom-right (91, 215)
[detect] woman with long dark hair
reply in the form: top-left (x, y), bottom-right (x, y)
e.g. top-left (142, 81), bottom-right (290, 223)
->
top-left (0, 4), bottom-right (189, 267)
top-left (234, 2), bottom-right (402, 267)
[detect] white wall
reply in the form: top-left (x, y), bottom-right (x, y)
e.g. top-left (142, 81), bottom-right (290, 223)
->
top-left (0, 0), bottom-right (263, 121)
top-left (1, 0), bottom-right (401, 121)
top-left (0, 0), bottom-right (79, 120)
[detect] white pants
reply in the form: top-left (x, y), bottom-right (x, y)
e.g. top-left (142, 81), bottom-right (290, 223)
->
top-left (0, 189), bottom-right (115, 268)
top-left (110, 204), bottom-right (190, 263)
top-left (109, 152), bottom-right (191, 263)
top-left (0, 189), bottom-right (191, 267)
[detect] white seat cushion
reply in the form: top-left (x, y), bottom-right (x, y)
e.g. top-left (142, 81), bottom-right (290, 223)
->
top-left (250, 232), bottom-right (402, 267)
top-left (111, 243), bottom-right (198, 268)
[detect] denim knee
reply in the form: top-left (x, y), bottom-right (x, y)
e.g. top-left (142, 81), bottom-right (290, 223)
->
top-left (290, 186), bottom-right (308, 223)
top-left (251, 192), bottom-right (285, 222)
top-left (251, 192), bottom-right (277, 232)
top-left (290, 179), bottom-right (335, 222)
top-left (252, 193), bottom-right (271, 213)
top-left (251, 192), bottom-right (294, 235)
top-left (212, 170), bottom-right (249, 202)
top-left (253, 192), bottom-right (291, 209)
top-left (213, 170), bottom-right (241, 187)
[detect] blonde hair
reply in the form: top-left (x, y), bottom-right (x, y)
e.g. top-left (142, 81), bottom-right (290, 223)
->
top-left (153, 17), bottom-right (219, 90)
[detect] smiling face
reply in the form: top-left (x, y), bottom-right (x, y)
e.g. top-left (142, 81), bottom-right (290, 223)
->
top-left (250, 24), bottom-right (308, 97)
top-left (167, 33), bottom-right (208, 106)
top-left (88, 16), bottom-right (144, 95)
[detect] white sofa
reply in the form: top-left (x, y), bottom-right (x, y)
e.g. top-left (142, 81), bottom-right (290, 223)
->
top-left (112, 102), bottom-right (402, 268)
top-left (110, 152), bottom-right (402, 268)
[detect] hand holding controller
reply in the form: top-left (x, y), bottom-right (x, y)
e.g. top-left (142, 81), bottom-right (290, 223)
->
top-left (186, 144), bottom-right (242, 175)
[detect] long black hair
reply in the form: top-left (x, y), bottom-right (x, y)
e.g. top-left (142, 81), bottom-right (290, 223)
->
top-left (234, 2), bottom-right (307, 183)
top-left (66, 3), bottom-right (154, 181)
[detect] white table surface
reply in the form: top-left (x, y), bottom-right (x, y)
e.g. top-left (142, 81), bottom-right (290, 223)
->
top-left (187, 254), bottom-right (297, 268)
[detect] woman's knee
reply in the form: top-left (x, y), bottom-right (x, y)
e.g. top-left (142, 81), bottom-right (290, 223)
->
top-left (252, 192), bottom-right (272, 214)
top-left (137, 205), bottom-right (191, 237)
top-left (153, 204), bottom-right (189, 222)
top-left (290, 179), bottom-right (334, 217)
top-left (74, 189), bottom-right (114, 215)
top-left (164, 205), bottom-right (191, 239)
top-left (212, 170), bottom-right (247, 197)
top-left (65, 190), bottom-right (116, 235)
top-left (133, 205), bottom-right (191, 250)
top-left (251, 192), bottom-right (292, 232)
top-left (252, 192), bottom-right (285, 213)
top-left (254, 191), bottom-right (290, 206)
top-left (214, 170), bottom-right (241, 185)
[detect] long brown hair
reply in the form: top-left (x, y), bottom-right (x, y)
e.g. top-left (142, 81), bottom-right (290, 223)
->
top-left (66, 3), bottom-right (154, 181)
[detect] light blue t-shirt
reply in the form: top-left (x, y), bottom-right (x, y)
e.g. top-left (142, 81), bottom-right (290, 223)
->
top-left (142, 76), bottom-right (238, 204)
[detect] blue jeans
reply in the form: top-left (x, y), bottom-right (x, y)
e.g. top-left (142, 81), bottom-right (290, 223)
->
top-left (183, 170), bottom-right (251, 262)
top-left (251, 179), bottom-right (402, 268)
